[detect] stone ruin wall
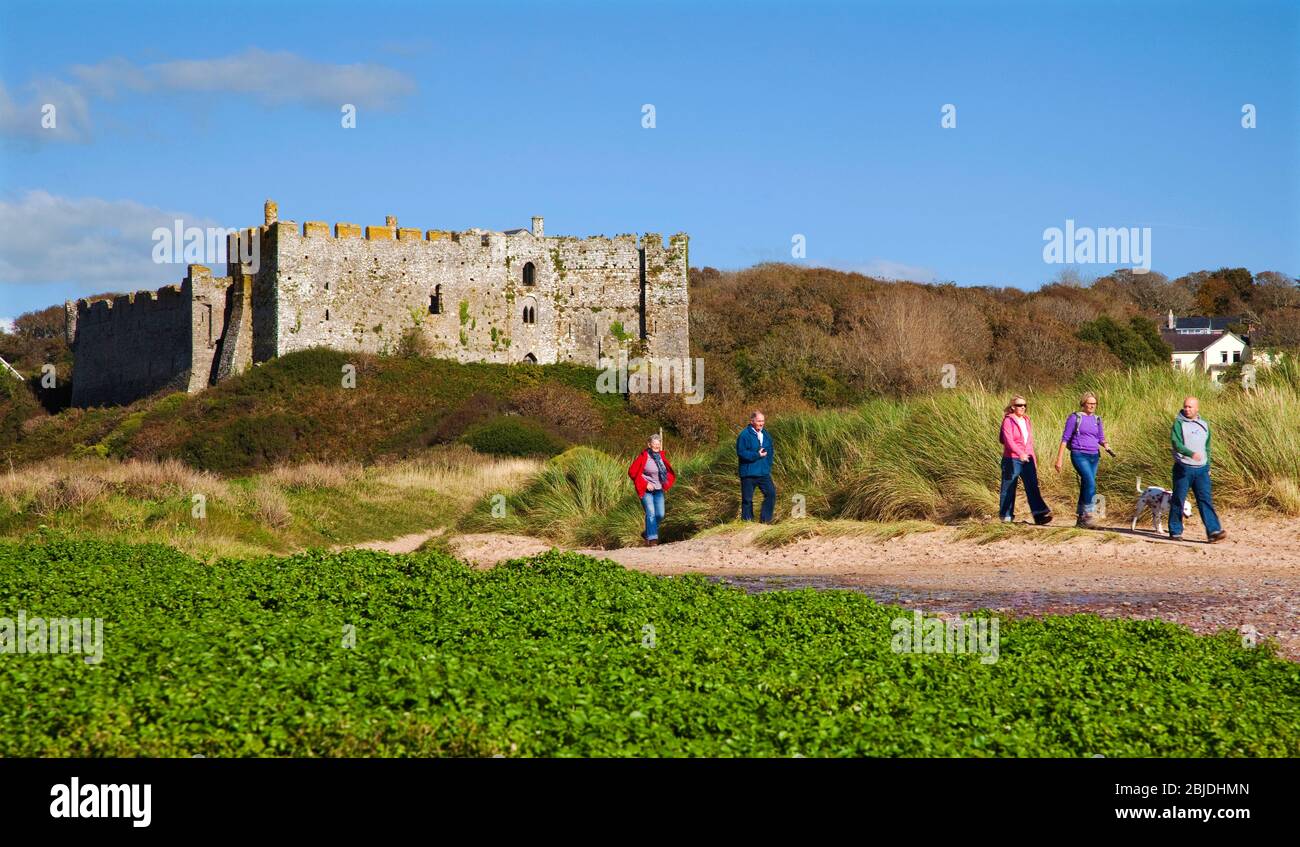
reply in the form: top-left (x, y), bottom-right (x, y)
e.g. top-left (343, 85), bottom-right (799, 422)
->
top-left (266, 217), bottom-right (689, 367)
top-left (64, 203), bottom-right (690, 407)
top-left (66, 266), bottom-right (233, 408)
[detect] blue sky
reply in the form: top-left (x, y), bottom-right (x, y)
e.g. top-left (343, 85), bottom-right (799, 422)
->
top-left (1, 0), bottom-right (1297, 319)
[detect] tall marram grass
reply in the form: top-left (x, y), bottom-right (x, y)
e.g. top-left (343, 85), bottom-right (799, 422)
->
top-left (464, 364), bottom-right (1300, 545)
top-left (460, 446), bottom-right (714, 547)
top-left (1, 447), bottom-right (539, 557)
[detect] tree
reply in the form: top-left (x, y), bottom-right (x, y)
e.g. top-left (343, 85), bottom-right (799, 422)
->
top-left (1076, 315), bottom-right (1170, 367)
top-left (13, 305), bottom-right (65, 340)
top-left (0, 305), bottom-right (72, 376)
top-left (1128, 316), bottom-right (1173, 362)
top-left (1096, 269), bottom-right (1194, 315)
top-left (1253, 271), bottom-right (1300, 311)
top-left (1215, 267), bottom-right (1255, 303)
top-left (1193, 276), bottom-right (1239, 316)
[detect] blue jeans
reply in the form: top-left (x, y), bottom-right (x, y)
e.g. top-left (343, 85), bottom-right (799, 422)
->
top-left (641, 490), bottom-right (665, 540)
top-left (998, 457), bottom-right (1050, 520)
top-left (1070, 450), bottom-right (1100, 517)
top-left (1169, 462), bottom-right (1222, 538)
top-left (740, 475), bottom-right (776, 522)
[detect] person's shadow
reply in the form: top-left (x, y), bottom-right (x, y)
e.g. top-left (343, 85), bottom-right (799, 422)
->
top-left (1085, 524), bottom-right (1209, 544)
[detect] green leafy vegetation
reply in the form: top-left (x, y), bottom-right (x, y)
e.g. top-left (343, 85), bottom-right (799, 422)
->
top-left (1, 540), bottom-right (1295, 756)
top-left (459, 416), bottom-right (565, 458)
top-left (1076, 315), bottom-right (1171, 367)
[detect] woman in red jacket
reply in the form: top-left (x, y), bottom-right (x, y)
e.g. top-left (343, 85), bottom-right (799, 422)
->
top-left (998, 395), bottom-right (1053, 525)
top-left (628, 434), bottom-right (676, 546)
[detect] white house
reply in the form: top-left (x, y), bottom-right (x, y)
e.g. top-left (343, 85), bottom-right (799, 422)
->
top-left (1161, 311), bottom-right (1250, 382)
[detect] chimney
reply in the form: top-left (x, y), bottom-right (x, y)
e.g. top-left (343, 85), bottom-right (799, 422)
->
top-left (1167, 309), bottom-right (1175, 330)
top-left (264, 199), bottom-right (278, 225)
top-left (385, 216), bottom-right (398, 228)
top-left (531, 216), bottom-right (544, 238)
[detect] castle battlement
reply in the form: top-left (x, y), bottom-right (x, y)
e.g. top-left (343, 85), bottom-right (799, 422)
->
top-left (277, 216), bottom-right (687, 252)
top-left (73, 281), bottom-right (185, 317)
top-left (66, 200), bottom-right (690, 407)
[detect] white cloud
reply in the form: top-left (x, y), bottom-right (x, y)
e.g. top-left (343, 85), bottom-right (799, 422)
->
top-left (0, 318), bottom-right (14, 334)
top-left (71, 48), bottom-right (416, 109)
top-left (0, 190), bottom-right (221, 293)
top-left (0, 78), bottom-right (93, 144)
top-left (2, 49), bottom-right (415, 142)
top-left (817, 259), bottom-right (939, 283)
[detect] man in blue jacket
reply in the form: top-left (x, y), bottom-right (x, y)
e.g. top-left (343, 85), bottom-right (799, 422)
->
top-left (736, 410), bottom-right (776, 523)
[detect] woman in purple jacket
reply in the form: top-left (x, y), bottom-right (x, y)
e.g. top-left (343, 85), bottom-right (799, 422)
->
top-left (1052, 392), bottom-right (1112, 528)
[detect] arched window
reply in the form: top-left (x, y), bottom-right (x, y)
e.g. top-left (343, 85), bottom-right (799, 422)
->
top-left (522, 305), bottom-right (537, 325)
top-left (523, 353), bottom-right (537, 364)
top-left (429, 285), bottom-right (442, 315)
top-left (522, 262), bottom-right (535, 286)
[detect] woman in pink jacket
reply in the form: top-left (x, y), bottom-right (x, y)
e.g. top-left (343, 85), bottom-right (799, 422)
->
top-left (998, 395), bottom-right (1053, 524)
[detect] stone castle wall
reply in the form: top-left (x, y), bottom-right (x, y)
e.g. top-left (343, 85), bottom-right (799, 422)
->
top-left (65, 203), bottom-right (690, 407)
top-left (67, 266), bottom-right (230, 408)
top-left (266, 218), bottom-right (688, 366)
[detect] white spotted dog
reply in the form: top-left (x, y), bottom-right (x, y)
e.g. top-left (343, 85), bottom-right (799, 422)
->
top-left (1131, 477), bottom-right (1193, 536)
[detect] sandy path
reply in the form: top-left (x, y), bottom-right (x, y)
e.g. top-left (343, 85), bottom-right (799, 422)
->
top-left (336, 528), bottom-right (445, 554)
top-left (448, 515), bottom-right (1300, 660)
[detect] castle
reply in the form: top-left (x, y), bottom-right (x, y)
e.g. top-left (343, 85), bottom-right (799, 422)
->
top-left (64, 201), bottom-right (690, 407)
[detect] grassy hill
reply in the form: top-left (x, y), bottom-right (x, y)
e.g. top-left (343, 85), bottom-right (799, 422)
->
top-left (6, 355), bottom-right (1298, 556)
top-left (0, 348), bottom-right (700, 473)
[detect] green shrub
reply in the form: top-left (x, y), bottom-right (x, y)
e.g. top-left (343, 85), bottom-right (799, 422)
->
top-left (1077, 316), bottom-right (1171, 367)
top-left (98, 411), bottom-right (146, 458)
top-left (0, 373), bottom-right (44, 446)
top-left (181, 412), bottom-right (321, 472)
top-left (460, 415), bottom-right (565, 457)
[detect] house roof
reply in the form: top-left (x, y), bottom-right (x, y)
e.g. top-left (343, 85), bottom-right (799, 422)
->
top-left (1162, 330), bottom-right (1216, 353)
top-left (1161, 329), bottom-right (1248, 353)
top-left (1175, 316), bottom-right (1238, 331)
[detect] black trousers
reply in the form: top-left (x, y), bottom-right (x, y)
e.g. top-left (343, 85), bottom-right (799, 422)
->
top-left (740, 475), bottom-right (777, 523)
